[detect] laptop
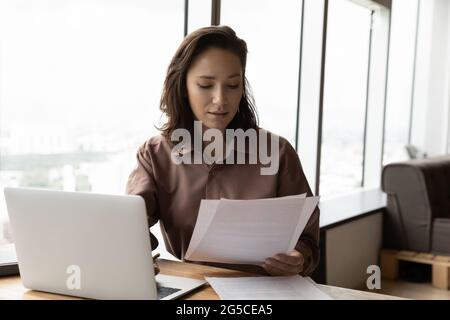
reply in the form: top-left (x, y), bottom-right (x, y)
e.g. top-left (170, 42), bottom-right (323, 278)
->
top-left (3, 187), bottom-right (206, 300)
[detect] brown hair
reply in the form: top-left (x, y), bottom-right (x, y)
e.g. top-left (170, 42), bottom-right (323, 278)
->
top-left (159, 25), bottom-right (258, 139)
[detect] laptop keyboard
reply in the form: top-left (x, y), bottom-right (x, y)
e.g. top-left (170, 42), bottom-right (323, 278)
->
top-left (157, 285), bottom-right (181, 299)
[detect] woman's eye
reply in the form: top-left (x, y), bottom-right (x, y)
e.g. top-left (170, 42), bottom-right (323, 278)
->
top-left (197, 83), bottom-right (240, 89)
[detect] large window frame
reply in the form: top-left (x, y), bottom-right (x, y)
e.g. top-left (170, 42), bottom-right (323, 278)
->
top-left (211, 0), bottom-right (392, 197)
top-left (296, 0), bottom-right (391, 197)
top-left (0, 1), bottom-right (405, 236)
top-left (0, 0), bottom-right (395, 207)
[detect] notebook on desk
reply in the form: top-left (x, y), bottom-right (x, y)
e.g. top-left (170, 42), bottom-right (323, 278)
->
top-left (4, 187), bottom-right (206, 300)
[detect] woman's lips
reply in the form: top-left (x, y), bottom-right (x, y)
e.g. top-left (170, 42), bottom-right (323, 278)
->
top-left (207, 112), bottom-right (228, 116)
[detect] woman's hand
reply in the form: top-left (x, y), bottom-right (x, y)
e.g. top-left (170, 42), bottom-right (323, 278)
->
top-left (262, 250), bottom-right (304, 276)
top-left (153, 253), bottom-right (160, 275)
top-left (154, 262), bottom-right (160, 275)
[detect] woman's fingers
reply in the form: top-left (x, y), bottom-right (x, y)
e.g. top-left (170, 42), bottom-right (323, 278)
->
top-left (263, 258), bottom-right (302, 275)
top-left (273, 252), bottom-right (304, 267)
top-left (263, 262), bottom-right (292, 276)
top-left (262, 251), bottom-right (305, 276)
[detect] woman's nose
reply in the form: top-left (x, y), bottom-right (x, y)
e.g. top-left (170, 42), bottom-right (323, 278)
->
top-left (212, 87), bottom-right (228, 106)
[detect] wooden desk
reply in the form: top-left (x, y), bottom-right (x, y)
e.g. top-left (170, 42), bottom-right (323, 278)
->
top-left (0, 259), bottom-right (402, 300)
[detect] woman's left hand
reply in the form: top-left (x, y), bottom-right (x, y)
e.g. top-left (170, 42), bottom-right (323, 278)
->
top-left (262, 250), bottom-right (304, 276)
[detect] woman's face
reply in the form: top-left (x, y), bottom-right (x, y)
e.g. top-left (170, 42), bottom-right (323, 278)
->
top-left (186, 47), bottom-right (243, 132)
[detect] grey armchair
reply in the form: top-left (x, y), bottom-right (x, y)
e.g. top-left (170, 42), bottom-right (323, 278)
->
top-left (382, 155), bottom-right (450, 255)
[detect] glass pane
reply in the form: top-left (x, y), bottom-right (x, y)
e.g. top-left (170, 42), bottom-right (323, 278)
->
top-left (383, 0), bottom-right (419, 164)
top-left (297, 0), bottom-right (327, 192)
top-left (221, 0), bottom-right (303, 146)
top-left (320, 0), bottom-right (372, 196)
top-left (0, 0), bottom-right (184, 244)
top-left (188, 0), bottom-right (212, 32)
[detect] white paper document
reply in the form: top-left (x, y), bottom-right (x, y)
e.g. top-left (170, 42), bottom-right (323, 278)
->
top-left (185, 194), bottom-right (319, 265)
top-left (205, 276), bottom-right (333, 300)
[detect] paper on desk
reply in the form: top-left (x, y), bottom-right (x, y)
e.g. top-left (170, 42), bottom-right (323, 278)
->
top-left (205, 276), bottom-right (333, 300)
top-left (185, 194), bottom-right (319, 265)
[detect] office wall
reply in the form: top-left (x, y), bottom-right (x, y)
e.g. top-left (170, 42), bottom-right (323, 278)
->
top-left (412, 0), bottom-right (450, 156)
top-left (325, 212), bottom-right (383, 289)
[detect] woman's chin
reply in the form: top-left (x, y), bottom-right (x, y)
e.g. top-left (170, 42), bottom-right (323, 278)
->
top-left (203, 121), bottom-right (229, 132)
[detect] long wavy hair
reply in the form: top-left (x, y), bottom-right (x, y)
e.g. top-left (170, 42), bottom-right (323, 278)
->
top-left (159, 25), bottom-right (258, 140)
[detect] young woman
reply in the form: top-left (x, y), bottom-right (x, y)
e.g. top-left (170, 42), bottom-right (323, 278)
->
top-left (126, 25), bottom-right (319, 277)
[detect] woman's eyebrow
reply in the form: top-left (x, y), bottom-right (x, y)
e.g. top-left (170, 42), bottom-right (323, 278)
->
top-left (197, 73), bottom-right (241, 80)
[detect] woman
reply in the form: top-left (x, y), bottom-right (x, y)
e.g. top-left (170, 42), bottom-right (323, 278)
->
top-left (126, 25), bottom-right (319, 277)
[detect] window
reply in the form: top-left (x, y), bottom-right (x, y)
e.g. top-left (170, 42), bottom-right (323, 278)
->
top-left (221, 0), bottom-right (303, 146)
top-left (383, 0), bottom-right (419, 164)
top-left (296, 0), bottom-right (326, 193)
top-left (0, 0), bottom-right (397, 250)
top-left (0, 0), bottom-right (185, 244)
top-left (187, 0), bottom-right (211, 33)
top-left (319, 0), bottom-right (373, 196)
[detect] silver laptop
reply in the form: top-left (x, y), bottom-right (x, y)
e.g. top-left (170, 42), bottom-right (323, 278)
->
top-left (4, 187), bottom-right (206, 300)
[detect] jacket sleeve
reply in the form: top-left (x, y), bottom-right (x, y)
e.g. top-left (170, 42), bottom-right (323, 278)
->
top-left (125, 142), bottom-right (160, 250)
top-left (277, 139), bottom-right (320, 276)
